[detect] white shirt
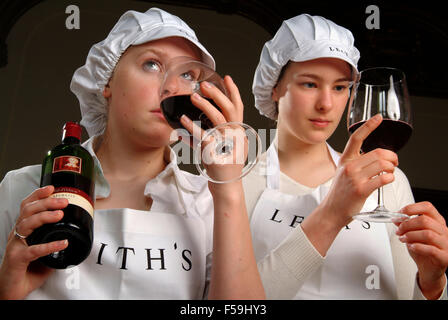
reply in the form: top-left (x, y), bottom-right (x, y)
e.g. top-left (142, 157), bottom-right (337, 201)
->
top-left (0, 136), bottom-right (214, 299)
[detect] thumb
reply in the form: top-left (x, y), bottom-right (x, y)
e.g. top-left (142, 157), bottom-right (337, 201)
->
top-left (341, 114), bottom-right (383, 164)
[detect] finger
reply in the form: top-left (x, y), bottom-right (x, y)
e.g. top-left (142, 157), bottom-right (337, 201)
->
top-left (360, 172), bottom-right (395, 196)
top-left (359, 148), bottom-right (399, 168)
top-left (180, 114), bottom-right (205, 142)
top-left (406, 243), bottom-right (448, 266)
top-left (396, 213), bottom-right (446, 237)
top-left (399, 229), bottom-right (447, 250)
top-left (341, 114), bottom-right (383, 162)
top-left (25, 240), bottom-right (69, 263)
top-left (199, 81), bottom-right (236, 124)
top-left (357, 158), bottom-right (396, 180)
top-left (223, 75), bottom-right (244, 120)
top-left (191, 91), bottom-right (226, 126)
top-left (20, 197), bottom-right (68, 223)
top-left (19, 186), bottom-right (55, 216)
top-left (400, 202), bottom-right (446, 226)
top-left (17, 210), bottom-right (64, 238)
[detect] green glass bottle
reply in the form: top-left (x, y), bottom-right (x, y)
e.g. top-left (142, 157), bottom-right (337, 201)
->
top-left (26, 122), bottom-right (95, 269)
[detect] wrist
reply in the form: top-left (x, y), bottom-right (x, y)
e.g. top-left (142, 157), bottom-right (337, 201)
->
top-left (317, 196), bottom-right (353, 229)
top-left (417, 272), bottom-right (446, 300)
top-left (208, 181), bottom-right (244, 201)
top-left (301, 204), bottom-right (348, 257)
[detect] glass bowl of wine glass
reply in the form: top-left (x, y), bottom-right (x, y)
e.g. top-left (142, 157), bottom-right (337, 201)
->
top-left (347, 67), bottom-right (413, 223)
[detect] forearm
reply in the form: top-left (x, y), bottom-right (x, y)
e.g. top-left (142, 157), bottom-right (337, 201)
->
top-left (257, 224), bottom-right (324, 299)
top-left (300, 203), bottom-right (348, 257)
top-left (207, 182), bottom-right (265, 300)
top-left (254, 198), bottom-right (348, 299)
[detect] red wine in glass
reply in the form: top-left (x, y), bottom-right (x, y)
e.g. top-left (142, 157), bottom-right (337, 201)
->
top-left (348, 119), bottom-right (413, 153)
top-left (161, 94), bottom-right (219, 130)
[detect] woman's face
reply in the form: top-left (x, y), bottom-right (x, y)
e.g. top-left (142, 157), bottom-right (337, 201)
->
top-left (273, 58), bottom-right (353, 146)
top-left (103, 36), bottom-right (202, 148)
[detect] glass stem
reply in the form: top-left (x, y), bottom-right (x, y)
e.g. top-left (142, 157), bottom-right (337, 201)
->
top-left (375, 172), bottom-right (387, 212)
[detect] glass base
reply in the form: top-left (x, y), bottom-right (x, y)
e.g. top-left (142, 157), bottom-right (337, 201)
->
top-left (195, 122), bottom-right (261, 184)
top-left (353, 208), bottom-right (409, 223)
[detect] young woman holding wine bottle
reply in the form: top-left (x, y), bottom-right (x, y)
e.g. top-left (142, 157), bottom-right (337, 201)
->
top-left (0, 8), bottom-right (265, 299)
top-left (243, 13), bottom-right (448, 299)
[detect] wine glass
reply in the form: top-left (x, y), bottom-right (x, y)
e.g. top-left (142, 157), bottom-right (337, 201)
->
top-left (159, 56), bottom-right (261, 183)
top-left (347, 67), bottom-right (413, 223)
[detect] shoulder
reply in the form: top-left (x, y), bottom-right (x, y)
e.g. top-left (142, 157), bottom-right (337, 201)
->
top-left (389, 166), bottom-right (412, 193)
top-left (394, 167), bottom-right (410, 182)
top-left (0, 164), bottom-right (41, 205)
top-left (1, 165), bottom-right (41, 192)
top-left (383, 166), bottom-right (414, 212)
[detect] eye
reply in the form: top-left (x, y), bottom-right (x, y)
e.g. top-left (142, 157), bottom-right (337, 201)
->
top-left (180, 72), bottom-right (194, 81)
top-left (180, 69), bottom-right (200, 82)
top-left (334, 81), bottom-right (353, 92)
top-left (142, 60), bottom-right (161, 72)
top-left (302, 82), bottom-right (317, 89)
top-left (334, 85), bottom-right (347, 92)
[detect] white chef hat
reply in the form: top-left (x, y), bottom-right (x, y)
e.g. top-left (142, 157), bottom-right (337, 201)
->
top-left (252, 14), bottom-right (360, 120)
top-left (70, 7), bottom-right (215, 137)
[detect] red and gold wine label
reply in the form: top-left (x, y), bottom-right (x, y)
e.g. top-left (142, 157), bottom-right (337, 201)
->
top-left (52, 156), bottom-right (82, 174)
top-left (50, 186), bottom-right (94, 217)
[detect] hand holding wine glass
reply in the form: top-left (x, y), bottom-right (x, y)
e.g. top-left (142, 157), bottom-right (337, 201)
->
top-left (347, 67), bottom-right (413, 223)
top-left (179, 76), bottom-right (249, 184)
top-left (160, 57), bottom-right (261, 184)
top-left (316, 114), bottom-right (398, 229)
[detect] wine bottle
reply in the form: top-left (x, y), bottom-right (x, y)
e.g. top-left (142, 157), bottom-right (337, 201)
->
top-left (26, 122), bottom-right (95, 269)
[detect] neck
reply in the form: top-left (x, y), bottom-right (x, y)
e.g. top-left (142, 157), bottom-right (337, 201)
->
top-left (94, 132), bottom-right (168, 182)
top-left (275, 124), bottom-right (336, 188)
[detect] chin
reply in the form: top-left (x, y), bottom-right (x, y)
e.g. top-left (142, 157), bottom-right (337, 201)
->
top-left (304, 132), bottom-right (332, 145)
top-left (136, 125), bottom-right (173, 147)
top-left (154, 132), bottom-right (175, 146)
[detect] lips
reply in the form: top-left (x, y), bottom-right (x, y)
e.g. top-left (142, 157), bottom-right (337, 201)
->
top-left (151, 108), bottom-right (165, 120)
top-left (310, 119), bottom-right (331, 127)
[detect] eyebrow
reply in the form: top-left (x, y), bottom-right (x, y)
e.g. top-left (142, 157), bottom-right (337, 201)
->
top-left (135, 47), bottom-right (168, 60)
top-left (295, 73), bottom-right (352, 82)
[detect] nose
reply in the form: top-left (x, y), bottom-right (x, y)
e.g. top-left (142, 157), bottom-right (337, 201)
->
top-left (316, 87), bottom-right (333, 112)
top-left (161, 76), bottom-right (180, 99)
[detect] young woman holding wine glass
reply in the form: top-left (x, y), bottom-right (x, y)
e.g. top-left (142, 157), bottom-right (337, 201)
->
top-left (0, 8), bottom-right (264, 299)
top-left (243, 13), bottom-right (448, 299)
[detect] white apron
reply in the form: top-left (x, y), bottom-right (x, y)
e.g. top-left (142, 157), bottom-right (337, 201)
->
top-left (250, 143), bottom-right (397, 299)
top-left (27, 199), bottom-right (207, 299)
